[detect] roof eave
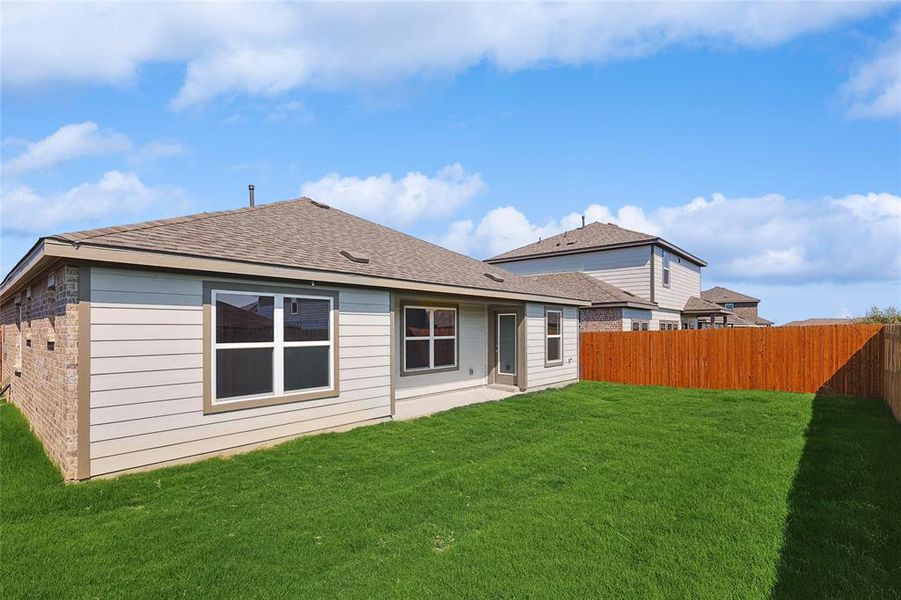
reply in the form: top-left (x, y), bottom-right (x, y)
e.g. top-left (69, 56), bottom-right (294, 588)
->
top-left (29, 239), bottom-right (590, 306)
top-left (0, 239), bottom-right (53, 302)
top-left (590, 300), bottom-right (657, 310)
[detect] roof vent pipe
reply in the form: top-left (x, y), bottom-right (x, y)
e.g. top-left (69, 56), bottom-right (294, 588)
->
top-left (581, 215), bottom-right (585, 229)
top-left (248, 184), bottom-right (255, 207)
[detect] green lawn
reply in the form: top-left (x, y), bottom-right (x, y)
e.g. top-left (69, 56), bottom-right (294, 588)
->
top-left (2, 382), bottom-right (899, 599)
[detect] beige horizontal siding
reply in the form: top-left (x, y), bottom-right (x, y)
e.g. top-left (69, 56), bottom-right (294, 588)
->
top-left (90, 407), bottom-right (388, 475)
top-left (653, 247), bottom-right (701, 313)
top-left (500, 246), bottom-right (652, 300)
top-left (395, 300), bottom-right (488, 400)
top-left (525, 303), bottom-right (579, 388)
top-left (88, 267), bottom-right (391, 477)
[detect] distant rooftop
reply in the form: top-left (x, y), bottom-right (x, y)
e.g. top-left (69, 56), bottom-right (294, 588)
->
top-left (485, 221), bottom-right (706, 266)
top-left (701, 286), bottom-right (760, 304)
top-left (524, 272), bottom-right (657, 309)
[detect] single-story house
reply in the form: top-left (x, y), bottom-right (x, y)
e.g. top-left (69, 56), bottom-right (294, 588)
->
top-left (0, 198), bottom-right (587, 479)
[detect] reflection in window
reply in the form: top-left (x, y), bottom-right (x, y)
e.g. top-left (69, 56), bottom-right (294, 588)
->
top-left (403, 306), bottom-right (457, 371)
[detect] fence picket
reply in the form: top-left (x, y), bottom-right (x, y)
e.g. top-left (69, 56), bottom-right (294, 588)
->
top-left (580, 325), bottom-right (898, 421)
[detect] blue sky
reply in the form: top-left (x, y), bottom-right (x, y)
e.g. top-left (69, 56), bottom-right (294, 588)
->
top-left (2, 2), bottom-right (899, 323)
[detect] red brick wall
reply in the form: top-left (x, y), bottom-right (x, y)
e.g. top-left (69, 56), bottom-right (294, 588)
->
top-left (1, 265), bottom-right (80, 479)
top-left (579, 307), bottom-right (623, 332)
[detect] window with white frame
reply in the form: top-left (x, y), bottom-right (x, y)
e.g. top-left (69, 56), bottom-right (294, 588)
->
top-left (724, 302), bottom-right (734, 310)
top-left (662, 252), bottom-right (671, 287)
top-left (546, 309), bottom-right (563, 364)
top-left (403, 306), bottom-right (457, 372)
top-left (660, 321), bottom-right (679, 331)
top-left (631, 320), bottom-right (650, 331)
top-left (212, 290), bottom-right (334, 404)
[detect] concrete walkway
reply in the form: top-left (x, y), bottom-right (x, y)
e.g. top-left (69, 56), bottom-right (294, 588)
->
top-left (394, 385), bottom-right (520, 421)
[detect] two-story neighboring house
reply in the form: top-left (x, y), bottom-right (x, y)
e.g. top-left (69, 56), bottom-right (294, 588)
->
top-left (700, 286), bottom-right (774, 327)
top-left (485, 221), bottom-right (731, 331)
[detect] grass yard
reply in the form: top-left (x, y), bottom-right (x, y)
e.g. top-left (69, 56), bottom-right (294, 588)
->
top-left (2, 382), bottom-right (899, 599)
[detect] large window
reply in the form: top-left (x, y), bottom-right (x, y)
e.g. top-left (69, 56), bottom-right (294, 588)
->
top-left (211, 289), bottom-right (334, 406)
top-left (545, 309), bottom-right (563, 365)
top-left (403, 306), bottom-right (457, 372)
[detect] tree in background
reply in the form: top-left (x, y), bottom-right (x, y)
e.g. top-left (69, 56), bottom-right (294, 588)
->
top-left (862, 306), bottom-right (901, 324)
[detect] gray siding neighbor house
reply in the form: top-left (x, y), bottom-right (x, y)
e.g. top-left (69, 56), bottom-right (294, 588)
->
top-left (484, 221), bottom-right (723, 331)
top-left (0, 198), bottom-right (586, 479)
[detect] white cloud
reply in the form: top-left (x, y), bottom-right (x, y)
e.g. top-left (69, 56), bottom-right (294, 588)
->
top-left (130, 140), bottom-right (189, 163)
top-left (0, 2), bottom-right (883, 108)
top-left (0, 171), bottom-right (189, 234)
top-left (300, 163), bottom-right (486, 226)
top-left (441, 191), bottom-right (901, 285)
top-left (2, 122), bottom-right (189, 175)
top-left (842, 20), bottom-right (901, 119)
top-left (2, 122), bottom-right (131, 177)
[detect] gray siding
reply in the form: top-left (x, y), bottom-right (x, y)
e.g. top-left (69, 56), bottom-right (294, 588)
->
top-left (88, 267), bottom-right (391, 476)
top-left (395, 300), bottom-right (488, 399)
top-left (497, 246), bottom-right (652, 301)
top-left (653, 247), bottom-right (701, 312)
top-left (525, 303), bottom-right (579, 388)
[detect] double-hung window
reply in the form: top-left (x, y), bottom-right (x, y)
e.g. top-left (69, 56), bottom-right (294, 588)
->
top-left (545, 309), bottom-right (563, 365)
top-left (403, 306), bottom-right (457, 372)
top-left (662, 252), bottom-right (671, 287)
top-left (211, 290), bottom-right (334, 409)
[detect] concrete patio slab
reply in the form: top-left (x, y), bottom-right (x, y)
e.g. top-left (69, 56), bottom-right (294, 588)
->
top-left (394, 386), bottom-right (520, 421)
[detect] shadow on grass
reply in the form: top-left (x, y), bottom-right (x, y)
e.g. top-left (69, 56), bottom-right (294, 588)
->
top-left (771, 394), bottom-right (901, 598)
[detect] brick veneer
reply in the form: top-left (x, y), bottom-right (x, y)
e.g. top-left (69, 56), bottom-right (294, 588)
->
top-left (579, 307), bottom-right (623, 332)
top-left (733, 303), bottom-right (759, 320)
top-left (0, 265), bottom-right (80, 479)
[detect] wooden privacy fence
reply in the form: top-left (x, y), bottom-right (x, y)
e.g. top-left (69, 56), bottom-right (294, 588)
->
top-left (581, 324), bottom-right (901, 421)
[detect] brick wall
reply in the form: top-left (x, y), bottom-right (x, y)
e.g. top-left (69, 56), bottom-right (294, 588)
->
top-left (1, 265), bottom-right (80, 479)
top-left (733, 303), bottom-right (759, 320)
top-left (579, 307), bottom-right (623, 332)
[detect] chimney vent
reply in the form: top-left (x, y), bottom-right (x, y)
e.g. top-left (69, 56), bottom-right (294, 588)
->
top-left (581, 215), bottom-right (586, 229)
top-left (248, 184), bottom-right (255, 207)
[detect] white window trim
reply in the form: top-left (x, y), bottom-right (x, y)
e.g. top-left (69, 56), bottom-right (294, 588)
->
top-left (211, 289), bottom-right (334, 405)
top-left (631, 320), bottom-right (650, 331)
top-left (662, 252), bottom-right (671, 288)
top-left (545, 309), bottom-right (563, 366)
top-left (724, 302), bottom-right (735, 310)
top-left (402, 305), bottom-right (458, 373)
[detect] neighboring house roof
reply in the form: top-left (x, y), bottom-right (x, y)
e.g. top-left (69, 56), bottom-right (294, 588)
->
top-left (682, 296), bottom-right (734, 315)
top-left (700, 286), bottom-right (760, 304)
top-left (484, 221), bottom-right (707, 266)
top-left (754, 316), bottom-right (774, 326)
top-left (1, 198), bottom-right (589, 305)
top-left (781, 318), bottom-right (863, 327)
top-left (523, 272), bottom-right (657, 309)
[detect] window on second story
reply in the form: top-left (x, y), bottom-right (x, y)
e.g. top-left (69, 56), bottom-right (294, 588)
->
top-left (725, 303), bottom-right (734, 310)
top-left (662, 252), bottom-right (671, 287)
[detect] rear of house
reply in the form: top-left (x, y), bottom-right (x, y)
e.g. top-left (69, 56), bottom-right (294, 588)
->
top-left (0, 199), bottom-right (584, 479)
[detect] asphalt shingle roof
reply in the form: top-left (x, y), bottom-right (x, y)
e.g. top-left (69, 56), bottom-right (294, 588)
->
top-left (701, 286), bottom-right (760, 304)
top-left (683, 296), bottom-right (734, 314)
top-left (486, 222), bottom-right (656, 262)
top-left (523, 272), bottom-right (656, 308)
top-left (46, 198), bottom-right (588, 301)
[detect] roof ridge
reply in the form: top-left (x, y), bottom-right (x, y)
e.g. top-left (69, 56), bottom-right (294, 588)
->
top-left (55, 197), bottom-right (308, 244)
